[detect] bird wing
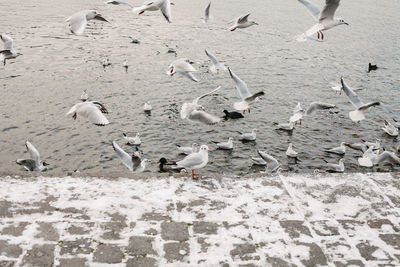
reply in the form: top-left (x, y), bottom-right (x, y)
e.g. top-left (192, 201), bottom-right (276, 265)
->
top-left (358, 102), bottom-right (380, 111)
top-left (228, 68), bottom-right (251, 100)
top-left (25, 141), bottom-right (41, 166)
top-left (297, 0), bottom-right (321, 21)
top-left (112, 141), bottom-right (133, 171)
top-left (194, 86), bottom-right (221, 104)
top-left (77, 103), bottom-right (109, 126)
top-left (257, 150), bottom-right (278, 166)
top-left (131, 150), bottom-right (142, 170)
top-left (305, 102), bottom-right (335, 115)
top-left (374, 151), bottom-right (400, 165)
top-left (67, 11), bottom-right (88, 35)
top-left (159, 0), bottom-right (171, 23)
top-left (177, 152), bottom-right (203, 168)
top-left (341, 78), bottom-right (363, 109)
top-left (205, 49), bottom-right (219, 66)
top-left (189, 110), bottom-right (221, 125)
top-left (204, 2), bottom-right (211, 19)
top-left (175, 58), bottom-right (197, 72)
top-left (179, 71), bottom-right (199, 82)
top-left (0, 34), bottom-right (13, 50)
top-left (238, 13), bottom-right (250, 23)
top-left (319, 0), bottom-right (340, 22)
top-left (180, 102), bottom-right (196, 119)
top-left (244, 91), bottom-right (264, 103)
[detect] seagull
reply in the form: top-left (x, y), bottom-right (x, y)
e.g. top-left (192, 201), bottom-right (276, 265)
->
top-left (112, 141), bottom-right (149, 172)
top-left (213, 137), bottom-right (234, 150)
top-left (345, 139), bottom-right (381, 153)
top-left (305, 102), bottom-right (336, 115)
top-left (176, 143), bottom-right (199, 155)
top-left (382, 120), bottom-right (399, 137)
top-left (123, 132), bottom-right (141, 145)
top-left (16, 141), bottom-right (49, 171)
top-left (275, 121), bottom-right (295, 131)
top-left (167, 58), bottom-right (199, 82)
top-left (129, 36), bottom-right (141, 44)
top-left (286, 143), bottom-right (298, 158)
top-left (368, 63), bottom-right (378, 73)
top-left (324, 158), bottom-right (344, 172)
top-left (66, 101), bottom-right (109, 126)
top-left (362, 139), bottom-right (381, 150)
top-left (251, 157), bottom-right (267, 166)
top-left (132, 0), bottom-right (172, 23)
top-left (103, 58), bottom-right (111, 68)
top-left (188, 109), bottom-right (221, 125)
top-left (228, 68), bottom-right (264, 113)
top-left (181, 86), bottom-right (220, 119)
top-left (296, 0), bottom-right (349, 41)
top-left (257, 150), bottom-right (280, 173)
top-left (358, 147), bottom-right (400, 167)
top-left (223, 110), bottom-right (244, 120)
top-left (158, 157), bottom-right (184, 172)
top-left (229, 13), bottom-right (258, 31)
top-left (239, 129), bottom-right (256, 141)
top-left (0, 34), bottom-right (20, 65)
top-left (175, 145), bottom-right (210, 179)
top-left (358, 146), bottom-right (377, 167)
top-left (205, 49), bottom-right (227, 74)
top-left (326, 142), bottom-right (346, 155)
top-left (201, 2), bottom-right (211, 23)
top-left (105, 0), bottom-right (133, 8)
top-left (144, 102), bottom-right (152, 112)
top-left (123, 60), bottom-right (128, 72)
top-left (341, 78), bottom-right (380, 122)
top-left (289, 102), bottom-right (304, 125)
top-left (66, 10), bottom-right (109, 35)
top-left (80, 90), bottom-right (88, 102)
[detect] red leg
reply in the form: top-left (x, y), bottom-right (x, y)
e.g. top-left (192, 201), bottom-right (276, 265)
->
top-left (321, 32), bottom-right (324, 40)
top-left (317, 31), bottom-right (320, 39)
top-left (248, 108), bottom-right (250, 113)
top-left (139, 11), bottom-right (145, 14)
top-left (73, 113), bottom-right (77, 120)
top-left (242, 110), bottom-right (246, 114)
top-left (230, 28), bottom-right (236, 32)
top-left (300, 119), bottom-right (302, 126)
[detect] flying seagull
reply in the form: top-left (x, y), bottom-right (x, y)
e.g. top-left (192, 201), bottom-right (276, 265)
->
top-left (112, 141), bottom-right (149, 172)
top-left (16, 141), bottom-right (49, 171)
top-left (0, 34), bottom-right (20, 65)
top-left (66, 101), bottom-right (109, 126)
top-left (105, 0), bottom-right (133, 8)
top-left (181, 86), bottom-right (220, 119)
top-left (66, 10), bottom-right (109, 35)
top-left (229, 13), bottom-right (258, 31)
top-left (201, 2), bottom-right (211, 23)
top-left (205, 49), bottom-right (226, 74)
top-left (132, 0), bottom-right (172, 23)
top-left (257, 150), bottom-right (280, 173)
top-left (167, 58), bottom-right (199, 82)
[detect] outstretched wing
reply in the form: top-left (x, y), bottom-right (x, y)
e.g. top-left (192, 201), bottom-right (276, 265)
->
top-left (112, 141), bottom-right (133, 171)
top-left (67, 11), bottom-right (88, 35)
top-left (298, 0), bottom-right (321, 20)
top-left (319, 0), bottom-right (340, 22)
top-left (188, 110), bottom-right (221, 125)
top-left (341, 78), bottom-right (363, 109)
top-left (238, 13), bottom-right (250, 23)
top-left (195, 86), bottom-right (221, 104)
top-left (374, 151), bottom-right (400, 165)
top-left (159, 0), bottom-right (171, 23)
top-left (205, 49), bottom-right (219, 66)
top-left (257, 150), bottom-right (279, 171)
top-left (0, 34), bottom-right (13, 50)
top-left (358, 102), bottom-right (380, 111)
top-left (305, 102), bottom-right (335, 115)
top-left (78, 103), bottom-right (110, 126)
top-left (228, 68), bottom-right (251, 100)
top-left (204, 2), bottom-right (211, 20)
top-left (26, 141), bottom-right (41, 166)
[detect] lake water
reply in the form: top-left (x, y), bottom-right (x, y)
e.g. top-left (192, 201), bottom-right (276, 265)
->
top-left (1, 0), bottom-right (399, 176)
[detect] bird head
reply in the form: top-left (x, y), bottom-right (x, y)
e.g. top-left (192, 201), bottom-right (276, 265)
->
top-left (42, 161), bottom-right (50, 166)
top-left (336, 18), bottom-right (348, 25)
top-left (158, 158), bottom-right (167, 164)
top-left (200, 145), bottom-right (210, 152)
top-left (88, 11), bottom-right (109, 22)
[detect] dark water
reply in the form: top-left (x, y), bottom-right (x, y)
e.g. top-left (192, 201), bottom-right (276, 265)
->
top-left (1, 0), bottom-right (399, 176)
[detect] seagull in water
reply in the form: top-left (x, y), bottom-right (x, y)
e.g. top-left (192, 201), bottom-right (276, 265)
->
top-left (167, 58), bottom-right (199, 82)
top-left (176, 143), bottom-right (199, 155)
top-left (229, 13), bottom-right (258, 31)
top-left (239, 129), bottom-right (256, 141)
top-left (80, 90), bottom-right (88, 102)
top-left (175, 145), bottom-right (210, 179)
top-left (132, 0), bottom-right (172, 23)
top-left (67, 101), bottom-right (109, 126)
top-left (181, 86), bottom-right (220, 119)
top-left (66, 10), bottom-right (109, 35)
top-left (286, 143), bottom-right (298, 158)
top-left (205, 49), bottom-right (227, 74)
top-left (213, 137), bottom-right (234, 150)
top-left (341, 78), bottom-right (380, 122)
top-left (358, 147), bottom-right (400, 167)
top-left (324, 158), bottom-right (344, 172)
top-left (123, 132), bottom-right (141, 145)
top-left (257, 150), bottom-right (280, 173)
top-left (228, 68), bottom-right (264, 113)
top-left (296, 0), bottom-right (349, 41)
top-left (326, 142), bottom-right (346, 155)
top-left (123, 60), bottom-right (128, 72)
top-left (201, 2), bottom-right (211, 23)
top-left (0, 34), bottom-right (20, 65)
top-left (382, 120), bottom-right (399, 137)
top-left (112, 141), bottom-right (149, 172)
top-left (105, 0), bottom-right (133, 8)
top-left (16, 141), bottom-right (49, 171)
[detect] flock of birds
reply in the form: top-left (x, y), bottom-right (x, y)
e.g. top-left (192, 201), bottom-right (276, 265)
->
top-left (3, 0), bottom-right (400, 178)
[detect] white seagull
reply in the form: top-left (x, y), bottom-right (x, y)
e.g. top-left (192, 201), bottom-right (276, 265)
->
top-left (382, 120), bottom-right (399, 137)
top-left (358, 147), bottom-right (400, 167)
top-left (341, 78), bottom-right (380, 122)
top-left (229, 13), bottom-right (258, 31)
top-left (324, 158), bottom-right (344, 172)
top-left (123, 132), bottom-right (141, 145)
top-left (228, 68), bottom-right (264, 113)
top-left (289, 102), bottom-right (304, 124)
top-left (112, 141), bottom-right (149, 172)
top-left (0, 34), bottom-right (20, 65)
top-left (66, 10), bottom-right (109, 35)
top-left (176, 143), bottom-right (199, 155)
top-left (205, 49), bottom-right (227, 74)
top-left (175, 145), bottom-right (210, 179)
top-left (213, 137), bottom-right (234, 150)
top-left (275, 121), bottom-right (295, 131)
top-left (132, 0), bottom-right (172, 23)
top-left (188, 110), bottom-right (221, 125)
top-left (257, 150), bottom-right (280, 173)
top-left (296, 0), bottom-right (349, 41)
top-left (167, 58), bottom-right (199, 82)
top-left (105, 0), bottom-right (133, 8)
top-left (239, 129), bottom-right (256, 141)
top-left (67, 101), bottom-right (109, 126)
top-left (202, 2), bottom-right (211, 23)
top-left (326, 142), bottom-right (346, 155)
top-left (80, 90), bottom-right (88, 102)
top-left (286, 143), bottom-right (298, 158)
top-left (180, 86), bottom-right (220, 119)
top-left (16, 141), bottom-right (49, 172)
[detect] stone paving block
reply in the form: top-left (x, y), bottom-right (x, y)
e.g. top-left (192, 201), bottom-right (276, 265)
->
top-left (266, 256), bottom-right (296, 267)
top-left (193, 221), bottom-right (218, 235)
top-left (126, 257), bottom-right (157, 267)
top-left (35, 222), bottom-right (59, 241)
top-left (197, 237), bottom-right (211, 253)
top-left (310, 220), bottom-right (339, 236)
top-left (164, 242), bottom-right (189, 263)
top-left (100, 221), bottom-right (127, 240)
top-left (59, 238), bottom-right (92, 255)
top-left (230, 243), bottom-right (259, 261)
top-left (0, 261), bottom-right (15, 267)
top-left (293, 242), bottom-right (327, 267)
top-left (161, 221), bottom-right (189, 241)
top-left (280, 220), bottom-right (312, 239)
top-left (1, 222), bottom-right (28, 236)
top-left (93, 244), bottom-right (123, 263)
top-left (356, 240), bottom-right (392, 262)
top-left (144, 228), bottom-right (157, 236)
top-left (141, 212), bottom-right (171, 221)
top-left (127, 236), bottom-right (157, 256)
top-left (0, 201), bottom-right (12, 218)
top-left (333, 259), bottom-right (365, 267)
top-left (59, 258), bottom-right (87, 267)
top-left (367, 219), bottom-right (399, 231)
top-left (0, 240), bottom-right (22, 258)
top-left (379, 234), bottom-right (400, 249)
top-left (107, 212), bottom-right (127, 221)
top-left (22, 244), bottom-right (55, 266)
top-left (67, 224), bottom-right (90, 235)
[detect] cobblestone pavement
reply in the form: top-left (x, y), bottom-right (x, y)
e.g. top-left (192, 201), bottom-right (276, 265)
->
top-left (0, 173), bottom-right (399, 266)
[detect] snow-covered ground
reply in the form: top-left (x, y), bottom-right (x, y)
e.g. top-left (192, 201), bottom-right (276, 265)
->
top-left (0, 173), bottom-right (399, 266)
